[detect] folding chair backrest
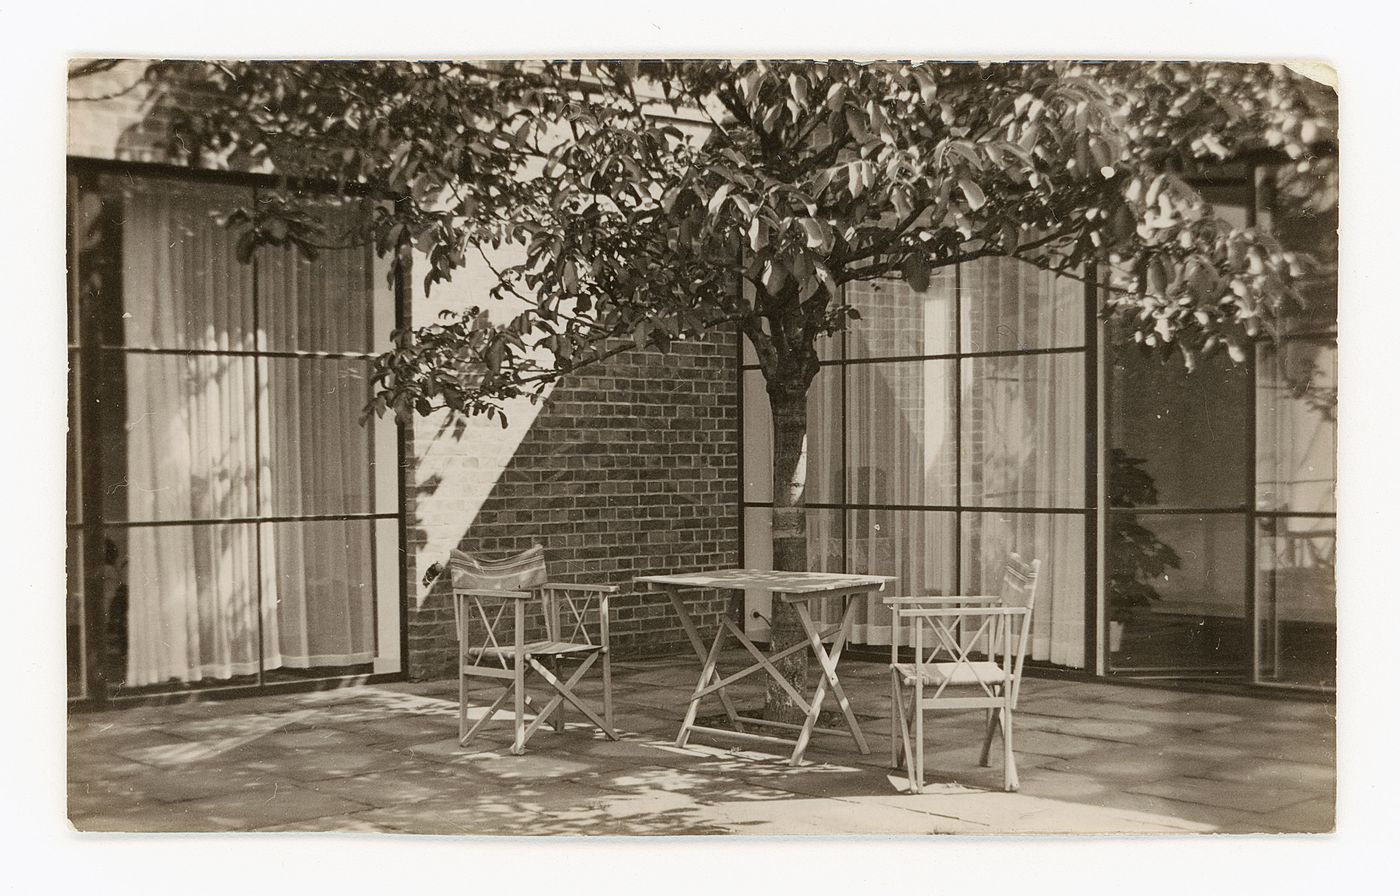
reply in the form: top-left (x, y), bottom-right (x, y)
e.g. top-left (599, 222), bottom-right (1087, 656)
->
top-left (449, 545), bottom-right (548, 654)
top-left (448, 544), bottom-right (548, 592)
top-left (1000, 554), bottom-right (1040, 703)
top-left (999, 553), bottom-right (1040, 609)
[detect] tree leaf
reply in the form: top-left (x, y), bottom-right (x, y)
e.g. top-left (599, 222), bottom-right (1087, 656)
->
top-left (902, 253), bottom-right (931, 293)
top-left (958, 178), bottom-right (986, 211)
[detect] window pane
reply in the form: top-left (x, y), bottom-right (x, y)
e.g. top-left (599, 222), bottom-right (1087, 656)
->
top-left (1108, 339), bottom-right (1250, 509)
top-left (104, 174), bottom-right (257, 351)
top-left (257, 222), bottom-right (375, 354)
top-left (741, 507), bottom-right (844, 641)
top-left (67, 353), bottom-right (81, 525)
top-left (814, 509), bottom-right (949, 646)
top-left (742, 371), bottom-right (771, 503)
top-left (847, 360), bottom-right (956, 506)
top-left (103, 352), bottom-right (260, 523)
top-left (67, 529), bottom-right (85, 699)
top-left (853, 508), bottom-right (955, 595)
top-left (962, 511), bottom-right (1086, 669)
top-left (1271, 159), bottom-right (1338, 335)
top-left (742, 367), bottom-right (841, 505)
top-left (846, 273), bottom-right (955, 359)
top-left (110, 523), bottom-right (264, 691)
top-left (1106, 513), bottom-right (1247, 674)
top-left (264, 358), bottom-right (376, 516)
top-left (1257, 339), bottom-right (1336, 514)
top-left (962, 353), bottom-right (1085, 508)
top-left (262, 519), bottom-right (376, 675)
top-left (1255, 517), bottom-right (1335, 688)
top-left (961, 257), bottom-right (1084, 353)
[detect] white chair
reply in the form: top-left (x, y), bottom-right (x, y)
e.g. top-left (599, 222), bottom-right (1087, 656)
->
top-left (448, 544), bottom-right (618, 755)
top-left (886, 554), bottom-right (1041, 792)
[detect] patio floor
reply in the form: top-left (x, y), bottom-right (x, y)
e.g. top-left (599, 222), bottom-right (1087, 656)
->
top-left (67, 655), bottom-right (1336, 835)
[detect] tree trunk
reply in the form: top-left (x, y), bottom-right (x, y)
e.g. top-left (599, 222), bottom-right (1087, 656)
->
top-left (765, 379), bottom-right (811, 724)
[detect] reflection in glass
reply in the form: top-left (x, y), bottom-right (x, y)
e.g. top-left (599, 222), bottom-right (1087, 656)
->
top-left (962, 511), bottom-right (1086, 669)
top-left (823, 509), bottom-right (956, 645)
top-left (742, 367), bottom-right (841, 505)
top-left (1257, 339), bottom-right (1336, 514)
top-left (67, 530), bottom-right (85, 698)
top-left (741, 507), bottom-right (843, 642)
top-left (1109, 339), bottom-right (1251, 509)
top-left (847, 360), bottom-right (955, 507)
top-left (1255, 517), bottom-right (1335, 688)
top-left (1270, 158), bottom-right (1338, 335)
top-left (962, 354), bottom-right (1084, 508)
top-left (961, 257), bottom-right (1083, 353)
top-left (846, 273), bottom-right (955, 359)
top-left (1106, 513), bottom-right (1247, 675)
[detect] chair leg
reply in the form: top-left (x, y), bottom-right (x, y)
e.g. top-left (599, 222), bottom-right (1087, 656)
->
top-left (549, 657), bottom-right (565, 734)
top-left (890, 669), bottom-right (902, 771)
top-left (1002, 706), bottom-right (1019, 792)
top-left (511, 656), bottom-right (528, 756)
top-left (459, 660), bottom-right (469, 744)
top-left (979, 707), bottom-right (999, 768)
top-left (912, 682), bottom-right (924, 794)
top-left (602, 647), bottom-right (614, 734)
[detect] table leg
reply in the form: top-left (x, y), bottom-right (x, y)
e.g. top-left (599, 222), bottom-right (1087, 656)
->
top-left (677, 618), bottom-right (731, 748)
top-left (788, 597), bottom-right (869, 766)
top-left (662, 586), bottom-right (743, 732)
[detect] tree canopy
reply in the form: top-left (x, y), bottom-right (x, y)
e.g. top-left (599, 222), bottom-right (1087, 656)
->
top-left (101, 57), bottom-right (1337, 722)
top-left (137, 59), bottom-right (1337, 423)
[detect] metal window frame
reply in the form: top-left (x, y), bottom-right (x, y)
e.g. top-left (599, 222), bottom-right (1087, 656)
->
top-left (737, 260), bottom-right (1098, 671)
top-left (65, 157), bottom-right (409, 707)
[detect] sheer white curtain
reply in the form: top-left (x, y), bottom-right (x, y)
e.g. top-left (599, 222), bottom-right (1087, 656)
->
top-left (121, 179), bottom-right (272, 686)
top-left (120, 178), bottom-right (375, 685)
top-left (962, 260), bottom-right (1086, 668)
top-left (814, 276), bottom-right (959, 645)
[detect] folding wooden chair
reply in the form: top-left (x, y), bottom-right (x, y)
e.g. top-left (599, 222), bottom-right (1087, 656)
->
top-left (448, 544), bottom-right (619, 755)
top-left (887, 554), bottom-right (1041, 792)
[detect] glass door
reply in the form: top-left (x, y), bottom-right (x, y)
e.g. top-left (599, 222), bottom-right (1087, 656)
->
top-left (67, 164), bottom-right (402, 701)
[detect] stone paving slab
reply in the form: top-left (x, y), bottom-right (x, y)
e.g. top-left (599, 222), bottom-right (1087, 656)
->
top-left (67, 659), bottom-right (1336, 835)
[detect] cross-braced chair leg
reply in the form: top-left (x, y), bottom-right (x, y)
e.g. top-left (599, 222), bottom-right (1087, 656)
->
top-left (1001, 705), bottom-right (1018, 792)
top-left (979, 702), bottom-right (1000, 768)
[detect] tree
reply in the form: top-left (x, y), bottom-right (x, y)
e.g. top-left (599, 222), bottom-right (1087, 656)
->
top-left (125, 59), bottom-right (1335, 722)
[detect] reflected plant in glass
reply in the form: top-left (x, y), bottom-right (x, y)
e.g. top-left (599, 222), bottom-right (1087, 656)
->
top-left (1107, 449), bottom-right (1182, 630)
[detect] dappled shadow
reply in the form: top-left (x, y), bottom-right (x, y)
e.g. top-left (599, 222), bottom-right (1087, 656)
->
top-left (68, 666), bottom-right (1336, 835)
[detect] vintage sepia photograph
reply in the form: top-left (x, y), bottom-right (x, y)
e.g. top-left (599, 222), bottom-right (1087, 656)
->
top-left (61, 53), bottom-right (1340, 840)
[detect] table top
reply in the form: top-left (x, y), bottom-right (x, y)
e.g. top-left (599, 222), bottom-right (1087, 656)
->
top-left (634, 568), bottom-right (895, 595)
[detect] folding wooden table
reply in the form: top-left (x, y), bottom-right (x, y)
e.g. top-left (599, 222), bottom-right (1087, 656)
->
top-left (634, 569), bottom-right (895, 766)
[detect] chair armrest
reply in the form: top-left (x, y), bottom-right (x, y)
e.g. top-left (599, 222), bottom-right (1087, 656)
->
top-left (884, 595), bottom-right (1002, 605)
top-left (894, 606), bottom-right (1029, 618)
top-left (453, 588), bottom-right (536, 601)
top-left (539, 582), bottom-right (620, 594)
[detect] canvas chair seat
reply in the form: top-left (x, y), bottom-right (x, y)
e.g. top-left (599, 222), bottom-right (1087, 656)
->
top-left (449, 544), bottom-right (618, 755)
top-left (892, 660), bottom-right (1009, 688)
top-left (468, 640), bottom-right (598, 660)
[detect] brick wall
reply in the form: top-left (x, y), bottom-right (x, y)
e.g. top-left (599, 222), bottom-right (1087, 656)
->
top-left (404, 332), bottom-right (741, 680)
